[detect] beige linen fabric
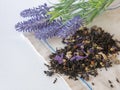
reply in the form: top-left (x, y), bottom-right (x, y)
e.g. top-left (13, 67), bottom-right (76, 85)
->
top-left (23, 0), bottom-right (120, 90)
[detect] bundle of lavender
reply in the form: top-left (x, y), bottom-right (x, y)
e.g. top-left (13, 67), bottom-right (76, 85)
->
top-left (15, 0), bottom-right (115, 40)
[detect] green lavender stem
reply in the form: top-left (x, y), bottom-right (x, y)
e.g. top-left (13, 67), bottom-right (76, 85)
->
top-left (49, 0), bottom-right (114, 24)
top-left (85, 0), bottom-right (114, 23)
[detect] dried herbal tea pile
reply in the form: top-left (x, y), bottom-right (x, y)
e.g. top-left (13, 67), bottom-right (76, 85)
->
top-left (46, 26), bottom-right (120, 80)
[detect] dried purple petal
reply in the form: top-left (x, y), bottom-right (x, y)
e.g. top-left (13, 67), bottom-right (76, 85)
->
top-left (76, 56), bottom-right (88, 60)
top-left (89, 48), bottom-right (94, 53)
top-left (70, 55), bottom-right (87, 61)
top-left (54, 53), bottom-right (64, 64)
top-left (77, 37), bottom-right (82, 40)
top-left (76, 43), bottom-right (83, 47)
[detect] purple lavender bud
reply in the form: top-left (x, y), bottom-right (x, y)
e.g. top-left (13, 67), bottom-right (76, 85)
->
top-left (57, 16), bottom-right (83, 38)
top-left (54, 53), bottom-right (64, 64)
top-left (20, 3), bottom-right (50, 18)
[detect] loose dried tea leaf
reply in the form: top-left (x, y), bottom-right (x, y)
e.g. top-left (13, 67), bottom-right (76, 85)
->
top-left (108, 80), bottom-right (112, 83)
top-left (116, 78), bottom-right (120, 83)
top-left (44, 71), bottom-right (54, 76)
top-left (110, 84), bottom-right (114, 88)
top-left (46, 26), bottom-right (120, 80)
top-left (91, 82), bottom-right (94, 86)
top-left (53, 78), bottom-right (57, 84)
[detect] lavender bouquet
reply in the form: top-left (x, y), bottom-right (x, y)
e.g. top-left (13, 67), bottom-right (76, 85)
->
top-left (15, 0), bottom-right (116, 40)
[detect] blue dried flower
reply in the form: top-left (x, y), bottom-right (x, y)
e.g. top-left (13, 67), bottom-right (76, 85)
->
top-left (70, 55), bottom-right (87, 61)
top-left (89, 48), bottom-right (94, 53)
top-left (54, 53), bottom-right (64, 64)
top-left (76, 43), bottom-right (83, 47)
top-left (57, 16), bottom-right (83, 38)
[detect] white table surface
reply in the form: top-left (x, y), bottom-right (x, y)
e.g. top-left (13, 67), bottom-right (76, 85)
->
top-left (0, 0), bottom-right (70, 90)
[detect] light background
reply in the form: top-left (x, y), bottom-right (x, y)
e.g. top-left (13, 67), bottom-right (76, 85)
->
top-left (0, 0), bottom-right (71, 90)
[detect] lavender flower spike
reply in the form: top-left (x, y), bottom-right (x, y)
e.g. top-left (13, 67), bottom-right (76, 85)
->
top-left (15, 3), bottom-right (51, 32)
top-left (57, 16), bottom-right (83, 38)
top-left (15, 16), bottom-right (49, 32)
top-left (20, 3), bottom-right (50, 18)
top-left (34, 19), bottom-right (62, 40)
